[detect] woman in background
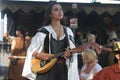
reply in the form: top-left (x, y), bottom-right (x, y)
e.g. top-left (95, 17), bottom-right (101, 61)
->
top-left (79, 49), bottom-right (102, 80)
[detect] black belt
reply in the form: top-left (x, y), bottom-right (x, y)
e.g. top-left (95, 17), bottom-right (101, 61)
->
top-left (57, 59), bottom-right (66, 63)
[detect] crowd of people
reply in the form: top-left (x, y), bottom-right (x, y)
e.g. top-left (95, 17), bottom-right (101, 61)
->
top-left (1, 1), bottom-right (120, 80)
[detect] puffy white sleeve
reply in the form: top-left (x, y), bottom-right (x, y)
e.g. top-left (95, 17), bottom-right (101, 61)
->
top-left (22, 32), bottom-right (46, 80)
top-left (65, 27), bottom-right (79, 80)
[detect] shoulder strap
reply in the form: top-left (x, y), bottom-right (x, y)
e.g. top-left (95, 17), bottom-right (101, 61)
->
top-left (37, 28), bottom-right (49, 53)
top-left (37, 28), bottom-right (49, 34)
top-left (64, 27), bottom-right (70, 49)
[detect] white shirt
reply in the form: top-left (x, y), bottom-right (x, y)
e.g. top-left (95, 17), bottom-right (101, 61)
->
top-left (80, 63), bottom-right (102, 80)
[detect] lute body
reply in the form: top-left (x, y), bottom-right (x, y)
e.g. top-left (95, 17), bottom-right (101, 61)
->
top-left (31, 47), bottom-right (84, 74)
top-left (31, 52), bottom-right (64, 74)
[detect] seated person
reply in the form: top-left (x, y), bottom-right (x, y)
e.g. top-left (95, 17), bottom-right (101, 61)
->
top-left (79, 49), bottom-right (102, 80)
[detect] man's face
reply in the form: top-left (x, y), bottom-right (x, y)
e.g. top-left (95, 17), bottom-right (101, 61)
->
top-left (16, 30), bottom-right (21, 36)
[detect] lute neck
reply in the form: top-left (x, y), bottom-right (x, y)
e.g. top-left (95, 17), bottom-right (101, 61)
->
top-left (47, 52), bottom-right (64, 61)
top-left (70, 46), bottom-right (85, 53)
top-left (47, 46), bottom-right (85, 61)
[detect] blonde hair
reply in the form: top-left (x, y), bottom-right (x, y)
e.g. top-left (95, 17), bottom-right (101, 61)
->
top-left (82, 49), bottom-right (97, 64)
top-left (87, 34), bottom-right (96, 42)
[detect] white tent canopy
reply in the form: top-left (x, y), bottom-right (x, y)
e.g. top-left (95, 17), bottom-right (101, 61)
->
top-left (1, 0), bottom-right (120, 15)
top-left (1, 3), bottom-right (120, 15)
top-left (8, 0), bottom-right (120, 4)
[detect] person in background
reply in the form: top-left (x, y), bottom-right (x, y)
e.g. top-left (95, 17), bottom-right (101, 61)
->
top-left (8, 26), bottom-right (31, 80)
top-left (83, 33), bottom-right (102, 55)
top-left (69, 33), bottom-right (102, 55)
top-left (93, 41), bottom-right (120, 80)
top-left (99, 38), bottom-right (119, 66)
top-left (79, 49), bottom-right (102, 80)
top-left (22, 2), bottom-right (79, 80)
top-left (24, 32), bottom-right (31, 46)
top-left (75, 31), bottom-right (84, 47)
top-left (3, 33), bottom-right (15, 44)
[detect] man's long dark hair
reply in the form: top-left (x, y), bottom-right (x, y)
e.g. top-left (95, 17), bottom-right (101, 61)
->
top-left (16, 26), bottom-right (26, 50)
top-left (42, 2), bottom-right (64, 26)
top-left (16, 26), bottom-right (25, 36)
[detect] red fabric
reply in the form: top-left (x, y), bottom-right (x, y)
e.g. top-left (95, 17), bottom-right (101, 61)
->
top-left (93, 64), bottom-right (120, 80)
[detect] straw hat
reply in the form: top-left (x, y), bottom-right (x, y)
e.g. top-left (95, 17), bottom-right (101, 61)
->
top-left (113, 41), bottom-right (120, 54)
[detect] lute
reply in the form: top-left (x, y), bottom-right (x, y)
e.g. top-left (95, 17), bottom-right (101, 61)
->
top-left (31, 46), bottom-right (84, 74)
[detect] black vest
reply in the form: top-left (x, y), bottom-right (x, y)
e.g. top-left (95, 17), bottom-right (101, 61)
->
top-left (37, 27), bottom-right (72, 53)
